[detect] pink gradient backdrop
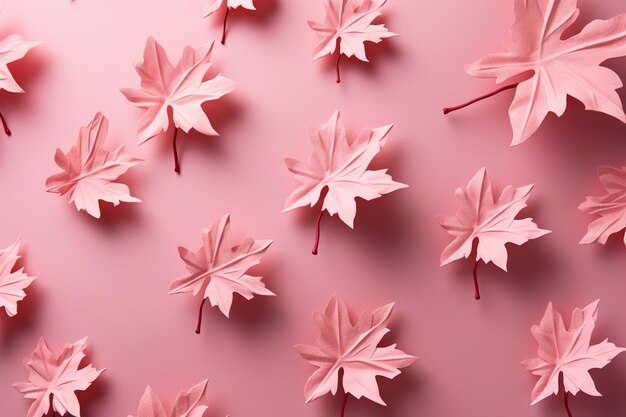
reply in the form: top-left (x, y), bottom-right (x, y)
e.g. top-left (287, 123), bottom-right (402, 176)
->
top-left (1, 0), bottom-right (625, 416)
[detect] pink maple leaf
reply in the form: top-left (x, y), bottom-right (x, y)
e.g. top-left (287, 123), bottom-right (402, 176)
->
top-left (294, 295), bottom-right (416, 417)
top-left (45, 112), bottom-right (143, 219)
top-left (121, 37), bottom-right (236, 173)
top-left (13, 337), bottom-right (105, 417)
top-left (0, 237), bottom-right (36, 317)
top-left (443, 0), bottom-right (626, 145)
top-left (129, 380), bottom-right (211, 417)
top-left (579, 166), bottom-right (626, 247)
top-left (308, 0), bottom-right (397, 82)
top-left (436, 168), bottom-right (550, 300)
top-left (169, 214), bottom-right (274, 334)
top-left (203, 0), bottom-right (256, 45)
top-left (522, 300), bottom-right (625, 416)
top-left (0, 5), bottom-right (41, 135)
top-left (283, 109), bottom-right (407, 255)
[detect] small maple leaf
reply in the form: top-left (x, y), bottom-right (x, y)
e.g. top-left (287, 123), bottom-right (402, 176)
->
top-left (169, 214), bottom-right (274, 333)
top-left (45, 112), bottom-right (143, 219)
top-left (13, 337), bottom-right (105, 417)
top-left (121, 37), bottom-right (236, 173)
top-left (0, 238), bottom-right (36, 317)
top-left (522, 300), bottom-right (625, 415)
top-left (579, 166), bottom-right (626, 247)
top-left (283, 109), bottom-right (407, 255)
top-left (0, 5), bottom-right (41, 135)
top-left (203, 0), bottom-right (256, 45)
top-left (308, 0), bottom-right (397, 82)
top-left (436, 168), bottom-right (550, 299)
top-left (443, 0), bottom-right (626, 145)
top-left (295, 295), bottom-right (416, 415)
top-left (129, 380), bottom-right (211, 417)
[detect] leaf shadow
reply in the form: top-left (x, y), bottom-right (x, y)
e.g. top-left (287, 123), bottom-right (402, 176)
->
top-left (0, 42), bottom-right (46, 130)
top-left (222, 256), bottom-right (286, 336)
top-left (504, 203), bottom-right (562, 297)
top-left (225, 0), bottom-right (280, 28)
top-left (74, 193), bottom-right (144, 234)
top-left (592, 232), bottom-right (626, 259)
top-left (349, 139), bottom-right (417, 260)
top-left (0, 282), bottom-right (41, 353)
top-left (75, 366), bottom-right (111, 417)
top-left (168, 93), bottom-right (244, 172)
top-left (319, 35), bottom-right (401, 84)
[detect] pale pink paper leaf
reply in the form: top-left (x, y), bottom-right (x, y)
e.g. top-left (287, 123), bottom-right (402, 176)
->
top-left (294, 295), bottom-right (417, 405)
top-left (464, 0), bottom-right (626, 145)
top-left (129, 380), bottom-right (210, 417)
top-left (437, 167), bottom-right (550, 271)
top-left (308, 0), bottom-right (397, 62)
top-left (203, 0), bottom-right (255, 18)
top-left (45, 112), bottom-right (143, 219)
top-left (579, 166), bottom-right (626, 247)
top-left (121, 37), bottom-right (236, 145)
top-left (169, 214), bottom-right (274, 327)
top-left (13, 337), bottom-right (105, 417)
top-left (283, 110), bottom-right (407, 229)
top-left (522, 300), bottom-right (625, 405)
top-left (0, 238), bottom-right (35, 317)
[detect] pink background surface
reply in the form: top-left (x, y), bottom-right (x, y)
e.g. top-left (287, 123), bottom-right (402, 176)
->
top-left (1, 0), bottom-right (625, 416)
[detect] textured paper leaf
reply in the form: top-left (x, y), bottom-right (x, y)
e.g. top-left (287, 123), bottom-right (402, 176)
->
top-left (522, 300), bottom-right (625, 404)
top-left (121, 37), bottom-right (236, 145)
top-left (129, 380), bottom-right (210, 417)
top-left (579, 166), bottom-right (626, 247)
top-left (437, 167), bottom-right (550, 271)
top-left (169, 214), bottom-right (274, 319)
top-left (283, 109), bottom-right (407, 228)
top-left (465, 0), bottom-right (626, 145)
top-left (294, 295), bottom-right (416, 405)
top-left (308, 0), bottom-right (397, 61)
top-left (45, 112), bottom-right (143, 219)
top-left (0, 238), bottom-right (35, 317)
top-left (13, 337), bottom-right (105, 417)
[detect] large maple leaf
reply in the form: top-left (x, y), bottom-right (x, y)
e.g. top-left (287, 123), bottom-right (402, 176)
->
top-left (0, 5), bottom-right (41, 135)
top-left (579, 166), bottom-right (626, 247)
top-left (444, 0), bottom-right (626, 145)
top-left (0, 238), bottom-right (36, 317)
top-left (522, 300), bottom-right (624, 415)
top-left (129, 380), bottom-right (210, 417)
top-left (308, 0), bottom-right (397, 82)
top-left (13, 337), bottom-right (105, 417)
top-left (283, 110), bottom-right (407, 254)
top-left (169, 214), bottom-right (274, 333)
top-left (45, 112), bottom-right (143, 219)
top-left (294, 295), bottom-right (416, 411)
top-left (121, 37), bottom-right (236, 173)
top-left (203, 0), bottom-right (256, 45)
top-left (436, 168), bottom-right (550, 299)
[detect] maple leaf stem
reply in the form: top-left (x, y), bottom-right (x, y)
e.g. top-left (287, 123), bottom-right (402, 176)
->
top-left (195, 298), bottom-right (207, 334)
top-left (473, 260), bottom-right (480, 300)
top-left (221, 7), bottom-right (230, 45)
top-left (443, 83), bottom-right (518, 115)
top-left (173, 128), bottom-right (180, 174)
top-left (312, 209), bottom-right (325, 255)
top-left (564, 391), bottom-right (573, 417)
top-left (336, 53), bottom-right (341, 84)
top-left (340, 392), bottom-right (349, 417)
top-left (0, 112), bottom-right (11, 136)
top-left (559, 374), bottom-right (573, 417)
